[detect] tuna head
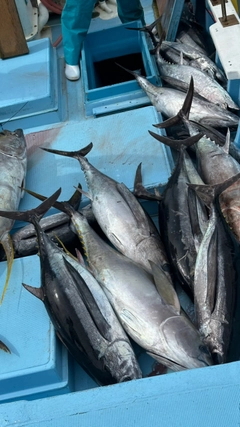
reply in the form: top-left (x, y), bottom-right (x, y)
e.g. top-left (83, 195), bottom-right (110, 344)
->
top-left (157, 314), bottom-right (213, 370)
top-left (0, 129), bottom-right (27, 159)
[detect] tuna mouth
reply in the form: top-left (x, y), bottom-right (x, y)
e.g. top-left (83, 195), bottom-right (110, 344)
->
top-left (119, 375), bottom-right (135, 383)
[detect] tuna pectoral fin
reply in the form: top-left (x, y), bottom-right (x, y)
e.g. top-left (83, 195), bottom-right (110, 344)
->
top-left (149, 261), bottom-right (180, 315)
top-left (116, 182), bottom-right (151, 230)
top-left (133, 163), bottom-right (162, 201)
top-left (0, 339), bottom-right (11, 353)
top-left (63, 257), bottom-right (111, 341)
top-left (0, 233), bottom-right (14, 304)
top-left (22, 283), bottom-right (44, 300)
top-left (146, 351), bottom-right (186, 372)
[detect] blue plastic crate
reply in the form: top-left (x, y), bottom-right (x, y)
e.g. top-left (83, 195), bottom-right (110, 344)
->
top-left (80, 21), bottom-right (160, 116)
top-left (0, 255), bottom-right (73, 403)
top-left (0, 38), bottom-right (65, 130)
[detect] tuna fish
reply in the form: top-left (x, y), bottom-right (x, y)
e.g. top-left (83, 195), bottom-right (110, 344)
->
top-left (154, 49), bottom-right (238, 109)
top-left (189, 174), bottom-right (240, 364)
top-left (154, 77), bottom-right (240, 242)
top-left (0, 189), bottom-right (142, 385)
top-left (43, 200), bottom-right (213, 372)
top-left (0, 129), bottom-right (27, 303)
top-left (116, 65), bottom-right (239, 128)
top-left (160, 41), bottom-right (227, 85)
top-left (40, 144), bottom-right (172, 279)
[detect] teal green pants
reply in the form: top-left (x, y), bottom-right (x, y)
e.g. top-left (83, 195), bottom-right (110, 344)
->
top-left (61, 0), bottom-right (145, 65)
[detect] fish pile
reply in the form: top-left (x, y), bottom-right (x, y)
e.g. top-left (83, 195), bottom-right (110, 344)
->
top-left (0, 13), bottom-right (240, 387)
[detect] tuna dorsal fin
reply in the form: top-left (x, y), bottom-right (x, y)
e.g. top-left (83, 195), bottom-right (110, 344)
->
top-left (40, 142), bottom-right (93, 159)
top-left (63, 257), bottom-right (111, 341)
top-left (188, 171), bottom-right (240, 206)
top-left (68, 184), bottom-right (82, 210)
top-left (22, 283), bottom-right (44, 301)
top-left (133, 163), bottom-right (162, 201)
top-left (149, 260), bottom-right (180, 314)
top-left (148, 130), bottom-right (203, 151)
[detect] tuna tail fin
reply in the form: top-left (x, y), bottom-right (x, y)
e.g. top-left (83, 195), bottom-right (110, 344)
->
top-left (0, 188), bottom-right (62, 225)
top-left (188, 172), bottom-right (240, 207)
top-left (21, 185), bottom-right (83, 217)
top-left (0, 233), bottom-right (14, 304)
top-left (41, 142), bottom-right (93, 160)
top-left (115, 63), bottom-right (141, 79)
top-left (153, 75), bottom-right (195, 130)
top-left (148, 130), bottom-right (204, 151)
top-left (0, 339), bottom-right (11, 353)
top-left (126, 15), bottom-right (162, 47)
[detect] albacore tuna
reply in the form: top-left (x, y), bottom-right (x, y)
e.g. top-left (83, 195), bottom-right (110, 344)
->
top-left (117, 65), bottom-right (240, 129)
top-left (0, 189), bottom-right (142, 385)
top-left (0, 129), bottom-right (27, 303)
top-left (42, 198), bottom-right (213, 372)
top-left (41, 143), bottom-right (172, 279)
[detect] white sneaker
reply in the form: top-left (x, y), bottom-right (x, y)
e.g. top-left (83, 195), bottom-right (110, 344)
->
top-left (65, 64), bottom-right (80, 81)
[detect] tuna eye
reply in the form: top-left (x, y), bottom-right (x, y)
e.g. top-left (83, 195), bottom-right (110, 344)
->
top-left (199, 345), bottom-right (210, 355)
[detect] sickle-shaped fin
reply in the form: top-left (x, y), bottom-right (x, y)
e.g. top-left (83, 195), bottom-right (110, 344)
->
top-left (188, 172), bottom-right (240, 206)
top-left (0, 339), bottom-right (11, 353)
top-left (0, 234), bottom-right (14, 304)
top-left (149, 130), bottom-right (204, 151)
top-left (149, 260), bottom-right (180, 314)
top-left (63, 257), bottom-right (111, 341)
top-left (22, 283), bottom-right (44, 301)
top-left (0, 188), bottom-right (62, 225)
top-left (125, 15), bottom-right (162, 47)
top-left (41, 142), bottom-right (93, 159)
top-left (116, 182), bottom-right (152, 231)
top-left (153, 76), bottom-right (195, 130)
top-left (20, 187), bottom-right (78, 218)
top-left (133, 163), bottom-right (162, 201)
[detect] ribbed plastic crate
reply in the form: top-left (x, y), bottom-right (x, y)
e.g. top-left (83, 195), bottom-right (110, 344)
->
top-left (0, 38), bottom-right (64, 130)
top-left (80, 21), bottom-right (160, 116)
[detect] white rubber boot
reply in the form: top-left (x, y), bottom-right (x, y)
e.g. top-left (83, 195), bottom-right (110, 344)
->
top-left (98, 1), bottom-right (113, 13)
top-left (65, 64), bottom-right (80, 81)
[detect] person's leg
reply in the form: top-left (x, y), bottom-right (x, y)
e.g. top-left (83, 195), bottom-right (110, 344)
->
top-left (61, 0), bottom-right (96, 66)
top-left (117, 0), bottom-right (145, 25)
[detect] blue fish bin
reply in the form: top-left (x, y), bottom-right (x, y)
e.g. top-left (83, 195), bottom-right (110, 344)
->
top-left (80, 21), bottom-right (160, 116)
